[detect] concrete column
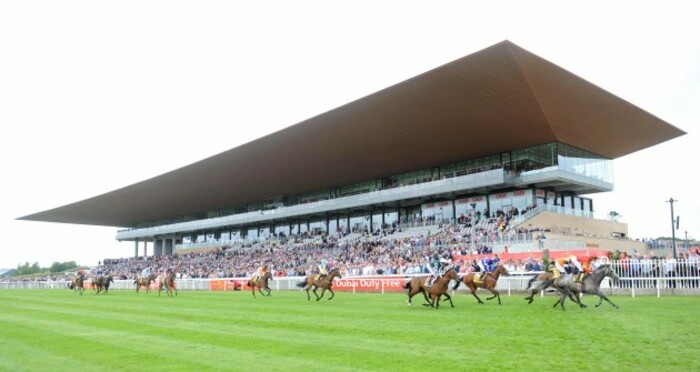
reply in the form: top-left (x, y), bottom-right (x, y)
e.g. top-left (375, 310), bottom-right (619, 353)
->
top-left (134, 239), bottom-right (139, 258)
top-left (143, 240), bottom-right (148, 258)
top-left (154, 239), bottom-right (163, 256)
top-left (165, 239), bottom-right (174, 255)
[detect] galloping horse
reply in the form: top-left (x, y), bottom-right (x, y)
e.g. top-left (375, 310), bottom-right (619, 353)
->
top-left (134, 273), bottom-right (157, 294)
top-left (159, 272), bottom-right (178, 297)
top-left (453, 264), bottom-right (510, 305)
top-left (247, 271), bottom-right (273, 298)
top-left (550, 265), bottom-right (620, 311)
top-left (94, 275), bottom-right (114, 295)
top-left (524, 271), bottom-right (556, 304)
top-left (403, 271), bottom-right (454, 307)
top-left (427, 269), bottom-right (460, 309)
top-left (296, 267), bottom-right (341, 301)
top-left (68, 272), bottom-right (85, 295)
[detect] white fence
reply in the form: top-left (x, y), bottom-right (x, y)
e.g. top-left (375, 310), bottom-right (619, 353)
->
top-left (2, 258), bottom-right (698, 298)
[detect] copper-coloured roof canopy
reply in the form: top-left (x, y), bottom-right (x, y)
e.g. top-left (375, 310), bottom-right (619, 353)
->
top-left (20, 41), bottom-right (685, 227)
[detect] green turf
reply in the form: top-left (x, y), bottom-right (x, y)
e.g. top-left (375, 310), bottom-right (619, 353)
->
top-left (0, 290), bottom-right (697, 371)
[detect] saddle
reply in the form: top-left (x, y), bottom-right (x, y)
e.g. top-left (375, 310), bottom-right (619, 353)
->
top-left (474, 272), bottom-right (488, 284)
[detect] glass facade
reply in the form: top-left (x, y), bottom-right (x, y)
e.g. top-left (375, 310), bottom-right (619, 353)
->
top-left (133, 141), bottom-right (610, 233)
top-left (557, 143), bottom-right (613, 183)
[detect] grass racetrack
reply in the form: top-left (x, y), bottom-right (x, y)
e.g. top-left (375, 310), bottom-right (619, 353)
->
top-left (0, 289), bottom-right (698, 371)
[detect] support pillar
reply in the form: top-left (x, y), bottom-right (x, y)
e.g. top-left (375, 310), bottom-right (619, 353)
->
top-left (154, 239), bottom-right (163, 257)
top-left (165, 239), bottom-right (174, 256)
top-left (143, 240), bottom-right (148, 258)
top-left (134, 239), bottom-right (139, 258)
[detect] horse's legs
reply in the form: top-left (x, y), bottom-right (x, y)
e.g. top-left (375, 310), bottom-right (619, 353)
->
top-left (305, 287), bottom-right (311, 301)
top-left (467, 284), bottom-right (483, 304)
top-left (525, 281), bottom-right (549, 304)
top-left (557, 292), bottom-right (569, 311)
top-left (251, 286), bottom-right (256, 298)
top-left (421, 289), bottom-right (431, 305)
top-left (312, 287), bottom-right (321, 301)
top-left (316, 288), bottom-right (326, 301)
top-left (444, 293), bottom-right (454, 308)
top-left (592, 290), bottom-right (619, 309)
top-left (327, 288), bottom-right (335, 300)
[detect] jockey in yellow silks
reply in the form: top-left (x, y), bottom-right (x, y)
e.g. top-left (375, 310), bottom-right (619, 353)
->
top-left (550, 260), bottom-right (562, 279)
top-left (252, 265), bottom-right (268, 283)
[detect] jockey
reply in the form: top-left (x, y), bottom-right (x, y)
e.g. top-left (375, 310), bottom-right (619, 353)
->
top-left (592, 255), bottom-right (609, 270)
top-left (569, 255), bottom-right (584, 282)
top-left (252, 264), bottom-right (268, 283)
top-left (548, 260), bottom-right (561, 279)
top-left (555, 258), bottom-right (567, 276)
top-left (475, 257), bottom-right (491, 281)
top-left (429, 257), bottom-right (452, 285)
top-left (317, 259), bottom-right (328, 281)
top-left (490, 255), bottom-right (501, 271)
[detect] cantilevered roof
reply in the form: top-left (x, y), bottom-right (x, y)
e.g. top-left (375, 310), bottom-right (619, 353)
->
top-left (20, 40), bottom-right (685, 227)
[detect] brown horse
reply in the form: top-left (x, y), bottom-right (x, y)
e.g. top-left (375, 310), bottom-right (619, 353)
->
top-left (94, 275), bottom-right (114, 295)
top-left (247, 271), bottom-right (273, 298)
top-left (296, 267), bottom-right (342, 301)
top-left (159, 272), bottom-right (178, 297)
top-left (134, 273), bottom-right (157, 294)
top-left (427, 269), bottom-right (460, 309)
top-left (68, 272), bottom-right (85, 295)
top-left (453, 264), bottom-right (510, 305)
top-left (403, 271), bottom-right (454, 307)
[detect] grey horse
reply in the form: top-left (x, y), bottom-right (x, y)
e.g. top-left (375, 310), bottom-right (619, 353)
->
top-left (550, 264), bottom-right (620, 311)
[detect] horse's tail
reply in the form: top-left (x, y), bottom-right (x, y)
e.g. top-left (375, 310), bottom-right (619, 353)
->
top-left (296, 280), bottom-right (307, 288)
top-left (452, 277), bottom-right (462, 291)
top-left (526, 275), bottom-right (539, 290)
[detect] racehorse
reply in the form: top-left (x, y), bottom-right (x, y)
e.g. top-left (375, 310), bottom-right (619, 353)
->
top-left (550, 265), bottom-right (620, 311)
top-left (159, 271), bottom-right (178, 297)
top-left (94, 275), bottom-right (114, 295)
top-left (247, 271), bottom-right (273, 298)
top-left (403, 271), bottom-right (454, 307)
top-left (426, 269), bottom-right (460, 309)
top-left (453, 264), bottom-right (510, 305)
top-left (296, 267), bottom-right (341, 301)
top-left (134, 273), bottom-right (157, 294)
top-left (523, 271), bottom-right (555, 304)
top-left (68, 272), bottom-right (85, 295)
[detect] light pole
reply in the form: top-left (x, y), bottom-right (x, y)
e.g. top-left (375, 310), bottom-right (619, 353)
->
top-left (667, 198), bottom-right (677, 259)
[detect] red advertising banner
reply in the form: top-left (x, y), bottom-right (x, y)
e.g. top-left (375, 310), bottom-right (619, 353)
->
top-left (209, 279), bottom-right (246, 291)
top-left (513, 190), bottom-right (526, 196)
top-left (332, 277), bottom-right (407, 292)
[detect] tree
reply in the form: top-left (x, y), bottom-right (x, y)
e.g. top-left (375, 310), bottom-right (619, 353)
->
top-left (50, 261), bottom-right (78, 273)
top-left (16, 261), bottom-right (41, 276)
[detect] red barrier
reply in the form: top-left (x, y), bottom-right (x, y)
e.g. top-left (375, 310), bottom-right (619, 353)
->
top-left (209, 279), bottom-right (246, 291)
top-left (332, 277), bottom-right (407, 292)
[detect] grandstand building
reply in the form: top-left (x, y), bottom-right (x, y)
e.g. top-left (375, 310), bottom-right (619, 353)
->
top-left (20, 41), bottom-right (684, 256)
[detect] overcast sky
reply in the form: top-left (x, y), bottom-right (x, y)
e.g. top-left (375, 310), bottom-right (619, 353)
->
top-left (1, 1), bottom-right (698, 269)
